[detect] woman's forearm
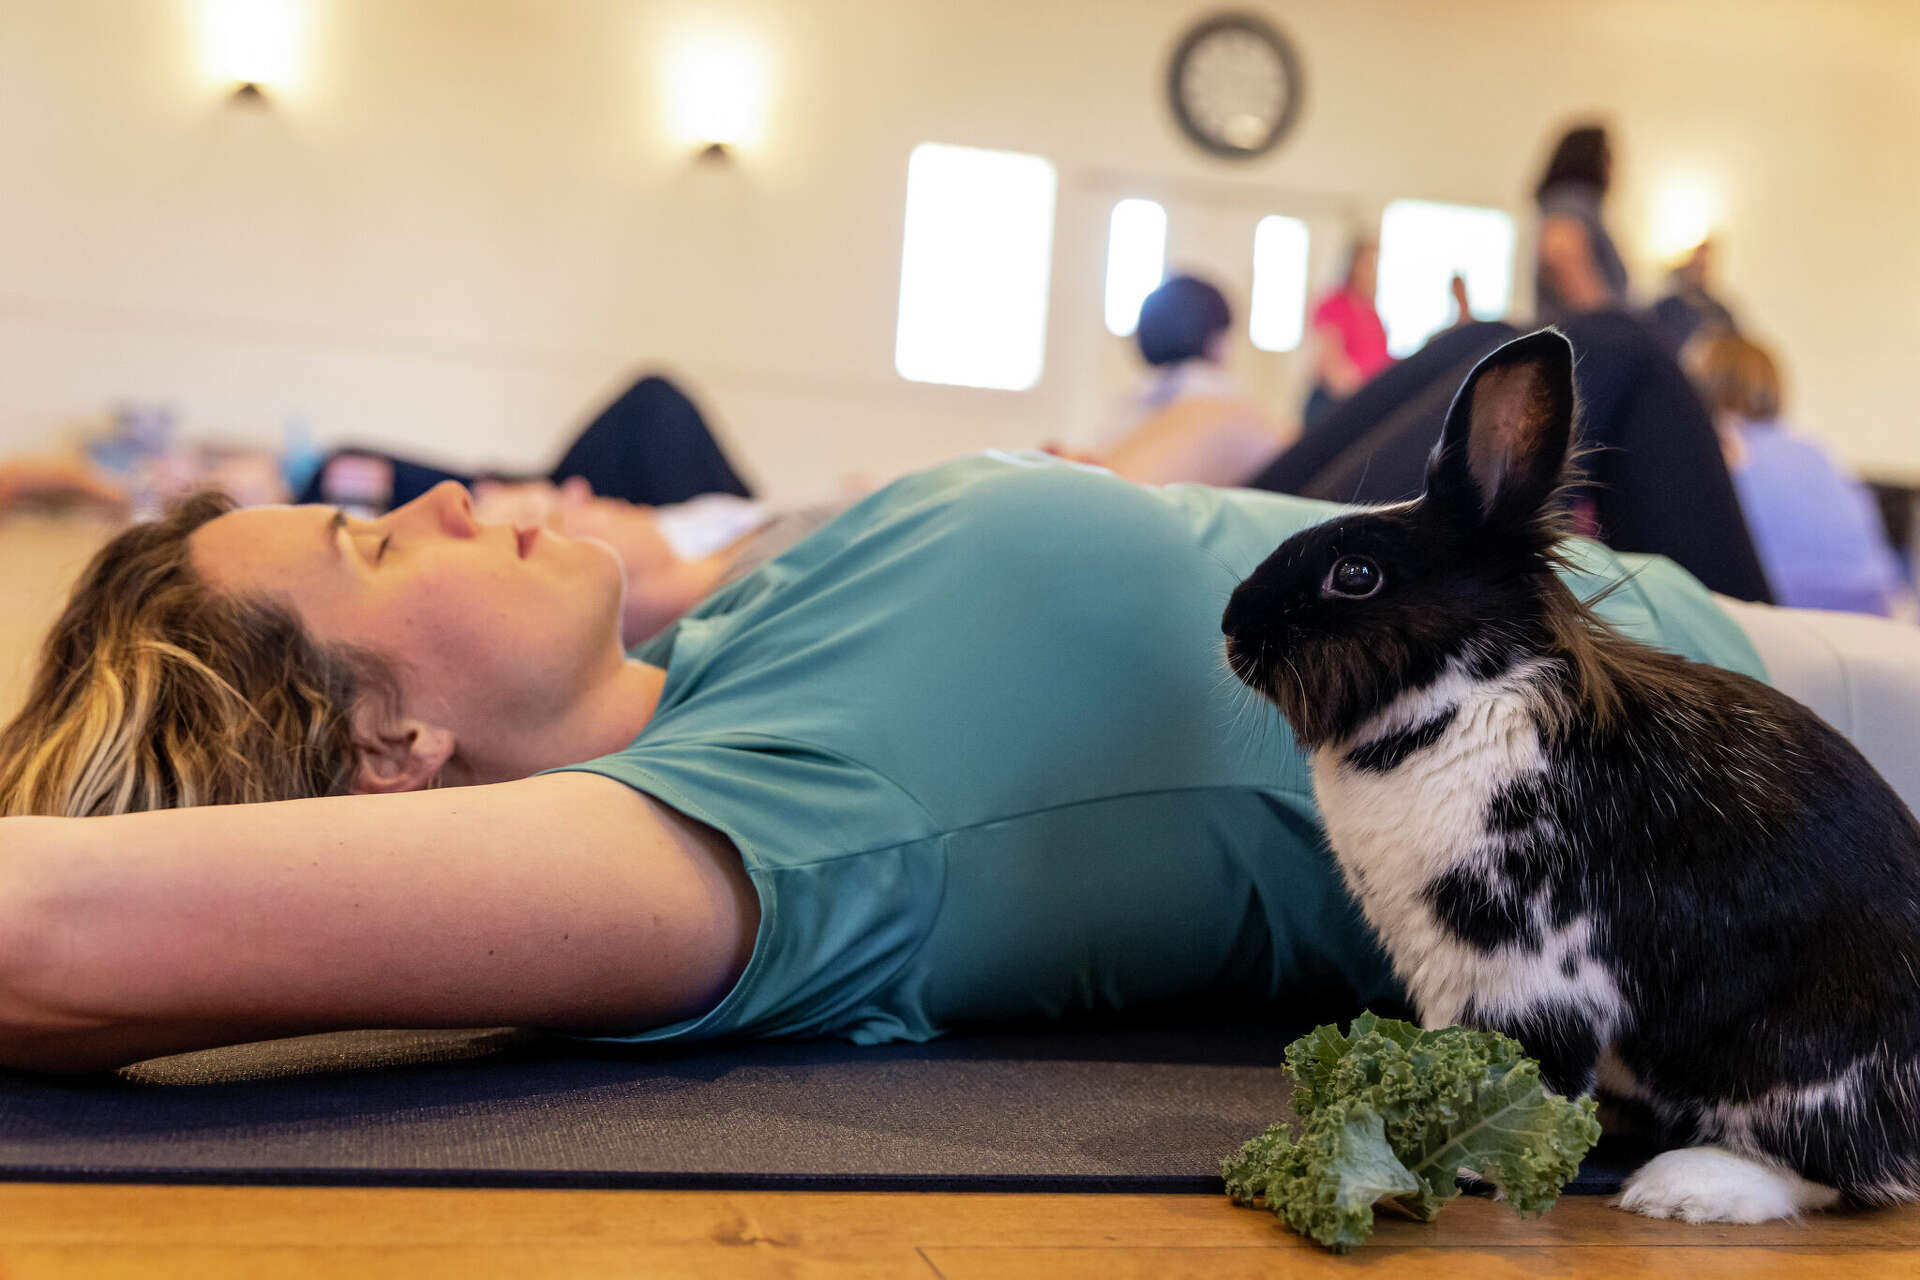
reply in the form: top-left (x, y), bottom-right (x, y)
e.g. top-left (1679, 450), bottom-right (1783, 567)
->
top-left (1101, 396), bottom-right (1298, 488)
top-left (0, 776), bottom-right (757, 1074)
top-left (0, 816), bottom-right (120, 1072)
top-left (1539, 215), bottom-right (1613, 312)
top-left (1312, 325), bottom-right (1364, 395)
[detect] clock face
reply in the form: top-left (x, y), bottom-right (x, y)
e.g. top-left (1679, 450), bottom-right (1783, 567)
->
top-left (1168, 13), bottom-right (1303, 160)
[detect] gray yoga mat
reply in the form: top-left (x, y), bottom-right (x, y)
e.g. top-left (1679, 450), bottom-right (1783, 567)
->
top-left (0, 1018), bottom-right (1641, 1192)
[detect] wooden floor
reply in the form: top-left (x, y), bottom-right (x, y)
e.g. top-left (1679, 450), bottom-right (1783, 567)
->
top-left (0, 1185), bottom-right (1915, 1278)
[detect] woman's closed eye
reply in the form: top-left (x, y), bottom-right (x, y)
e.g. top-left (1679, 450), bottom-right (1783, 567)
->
top-left (336, 519), bottom-right (391, 568)
top-left (352, 531), bottom-right (391, 565)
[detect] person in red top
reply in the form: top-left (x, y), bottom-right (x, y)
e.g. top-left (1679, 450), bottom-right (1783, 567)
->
top-left (1305, 238), bottom-right (1394, 425)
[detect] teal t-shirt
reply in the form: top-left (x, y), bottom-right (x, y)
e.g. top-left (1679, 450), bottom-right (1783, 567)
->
top-left (559, 452), bottom-right (1764, 1045)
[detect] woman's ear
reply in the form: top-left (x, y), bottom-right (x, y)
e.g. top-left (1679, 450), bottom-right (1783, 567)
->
top-left (349, 705), bottom-right (456, 794)
top-left (1427, 328), bottom-right (1577, 530)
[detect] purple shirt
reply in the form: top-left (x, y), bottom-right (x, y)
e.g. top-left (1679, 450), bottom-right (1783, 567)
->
top-left (1730, 423), bottom-right (1904, 616)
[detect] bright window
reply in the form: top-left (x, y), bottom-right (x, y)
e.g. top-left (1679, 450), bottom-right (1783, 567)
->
top-left (1248, 215), bottom-right (1310, 352)
top-left (1375, 200), bottom-right (1515, 357)
top-left (895, 143), bottom-right (1058, 390)
top-left (1103, 198), bottom-right (1167, 337)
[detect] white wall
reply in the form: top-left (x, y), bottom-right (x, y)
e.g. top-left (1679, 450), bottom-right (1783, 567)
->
top-left (2, 0), bottom-right (1917, 501)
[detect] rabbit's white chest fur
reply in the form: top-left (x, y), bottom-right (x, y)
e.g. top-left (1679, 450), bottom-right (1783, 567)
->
top-left (1310, 661), bottom-right (1626, 1036)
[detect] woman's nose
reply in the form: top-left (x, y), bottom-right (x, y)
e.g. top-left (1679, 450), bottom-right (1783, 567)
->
top-left (390, 481), bottom-right (478, 538)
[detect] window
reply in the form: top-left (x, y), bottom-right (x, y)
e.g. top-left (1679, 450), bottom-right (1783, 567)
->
top-left (895, 144), bottom-right (1058, 390)
top-left (1248, 215), bottom-right (1310, 352)
top-left (1103, 198), bottom-right (1167, 337)
top-left (1375, 200), bottom-right (1515, 357)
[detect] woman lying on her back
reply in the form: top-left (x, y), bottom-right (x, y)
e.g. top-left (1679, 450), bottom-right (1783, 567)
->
top-left (0, 448), bottom-right (1910, 1090)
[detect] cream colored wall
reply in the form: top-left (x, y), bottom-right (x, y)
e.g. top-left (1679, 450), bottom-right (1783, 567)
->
top-left (2, 0), bottom-right (1916, 501)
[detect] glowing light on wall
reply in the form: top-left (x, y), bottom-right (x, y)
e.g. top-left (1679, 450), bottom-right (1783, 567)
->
top-left (1376, 199), bottom-right (1515, 357)
top-left (1248, 215), bottom-right (1310, 352)
top-left (895, 144), bottom-right (1057, 391)
top-left (1103, 199), bottom-right (1167, 337)
top-left (199, 0), bottom-right (308, 96)
top-left (1652, 181), bottom-right (1716, 259)
top-left (666, 33), bottom-right (770, 151)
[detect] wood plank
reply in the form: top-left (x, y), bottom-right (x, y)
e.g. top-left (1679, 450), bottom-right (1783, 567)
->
top-left (0, 1186), bottom-right (1915, 1279)
top-left (924, 1245), bottom-right (1920, 1280)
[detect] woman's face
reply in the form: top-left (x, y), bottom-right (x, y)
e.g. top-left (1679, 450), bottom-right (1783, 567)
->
top-left (190, 481), bottom-right (628, 749)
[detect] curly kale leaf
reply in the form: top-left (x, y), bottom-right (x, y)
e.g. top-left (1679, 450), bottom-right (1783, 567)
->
top-left (1222, 1100), bottom-right (1420, 1252)
top-left (1224, 1016), bottom-right (1603, 1252)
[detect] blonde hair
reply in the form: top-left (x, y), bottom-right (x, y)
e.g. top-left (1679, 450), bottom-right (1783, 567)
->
top-left (0, 492), bottom-right (400, 817)
top-left (1693, 332), bottom-right (1782, 423)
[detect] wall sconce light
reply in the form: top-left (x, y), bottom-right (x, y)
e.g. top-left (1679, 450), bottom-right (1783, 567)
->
top-left (1651, 179), bottom-right (1716, 260)
top-left (200, 0), bottom-right (307, 104)
top-left (666, 33), bottom-right (769, 159)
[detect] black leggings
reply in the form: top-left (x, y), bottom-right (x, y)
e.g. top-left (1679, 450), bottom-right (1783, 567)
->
top-left (299, 375), bottom-right (753, 509)
top-left (1244, 314), bottom-right (1773, 603)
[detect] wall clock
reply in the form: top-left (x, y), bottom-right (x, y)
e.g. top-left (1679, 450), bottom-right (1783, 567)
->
top-left (1167, 12), bottom-right (1304, 160)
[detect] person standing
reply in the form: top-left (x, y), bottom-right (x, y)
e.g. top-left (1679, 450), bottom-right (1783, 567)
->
top-left (1533, 124), bottom-right (1630, 324)
top-left (1304, 238), bottom-right (1393, 425)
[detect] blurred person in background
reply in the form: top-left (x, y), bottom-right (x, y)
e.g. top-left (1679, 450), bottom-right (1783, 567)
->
top-left (1534, 123), bottom-right (1629, 324)
top-left (1690, 332), bottom-right (1906, 617)
top-left (301, 374), bottom-right (752, 516)
top-left (1652, 238), bottom-right (1739, 355)
top-left (1079, 274), bottom-right (1295, 485)
top-left (1105, 275), bottom-right (1239, 437)
top-left (1304, 238), bottom-right (1394, 425)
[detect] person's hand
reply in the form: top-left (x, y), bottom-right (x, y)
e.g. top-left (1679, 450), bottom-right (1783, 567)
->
top-left (1449, 273), bottom-right (1473, 323)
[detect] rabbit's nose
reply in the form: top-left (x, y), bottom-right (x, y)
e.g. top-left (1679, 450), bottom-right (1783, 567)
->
top-left (1221, 579), bottom-right (1279, 641)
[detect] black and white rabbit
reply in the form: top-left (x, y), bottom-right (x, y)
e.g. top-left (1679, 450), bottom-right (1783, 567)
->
top-left (1220, 329), bottom-right (1920, 1223)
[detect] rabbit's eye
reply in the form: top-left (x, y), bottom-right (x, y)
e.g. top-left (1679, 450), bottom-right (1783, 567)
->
top-left (1323, 555), bottom-right (1384, 599)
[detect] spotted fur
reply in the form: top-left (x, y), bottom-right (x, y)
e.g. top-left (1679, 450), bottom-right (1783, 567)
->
top-left (1221, 330), bottom-right (1920, 1221)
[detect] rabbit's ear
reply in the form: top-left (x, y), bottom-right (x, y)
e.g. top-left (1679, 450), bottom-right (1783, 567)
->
top-left (1429, 329), bottom-right (1577, 530)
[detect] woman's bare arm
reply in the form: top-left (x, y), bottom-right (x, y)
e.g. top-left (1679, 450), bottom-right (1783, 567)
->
top-left (1538, 214), bottom-right (1614, 313)
top-left (1311, 321), bottom-right (1365, 396)
top-left (1099, 396), bottom-right (1299, 488)
top-left (0, 772), bottom-right (758, 1072)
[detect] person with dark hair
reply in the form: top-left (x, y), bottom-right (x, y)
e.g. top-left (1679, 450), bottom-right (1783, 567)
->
top-left (1103, 275), bottom-right (1239, 441)
top-left (1073, 274), bottom-right (1294, 484)
top-left (1534, 123), bottom-right (1629, 324)
top-left (1304, 238), bottom-right (1394, 425)
top-left (301, 374), bottom-right (754, 515)
top-left (1134, 274), bottom-right (1232, 369)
